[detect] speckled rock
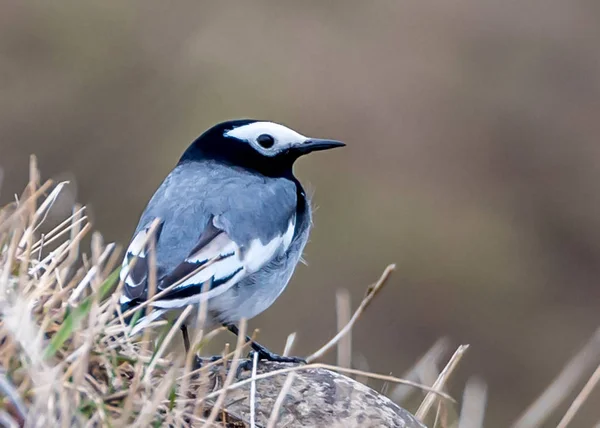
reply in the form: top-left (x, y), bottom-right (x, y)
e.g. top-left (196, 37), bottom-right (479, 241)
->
top-left (210, 361), bottom-right (425, 428)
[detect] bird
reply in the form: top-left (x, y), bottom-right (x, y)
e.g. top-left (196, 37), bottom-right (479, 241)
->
top-left (118, 119), bottom-right (344, 363)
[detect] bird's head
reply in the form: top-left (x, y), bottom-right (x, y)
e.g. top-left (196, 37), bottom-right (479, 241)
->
top-left (180, 119), bottom-right (345, 176)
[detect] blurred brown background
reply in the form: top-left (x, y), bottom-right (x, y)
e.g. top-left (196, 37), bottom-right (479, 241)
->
top-left (2, 1), bottom-right (600, 426)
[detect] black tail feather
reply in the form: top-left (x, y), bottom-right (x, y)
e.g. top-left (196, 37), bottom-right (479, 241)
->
top-left (117, 299), bottom-right (146, 325)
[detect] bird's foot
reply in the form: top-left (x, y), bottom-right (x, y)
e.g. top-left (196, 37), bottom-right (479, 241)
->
top-left (249, 348), bottom-right (306, 364)
top-left (224, 324), bottom-right (306, 375)
top-left (192, 355), bottom-right (224, 371)
top-left (235, 348), bottom-right (306, 377)
top-left (248, 339), bottom-right (307, 364)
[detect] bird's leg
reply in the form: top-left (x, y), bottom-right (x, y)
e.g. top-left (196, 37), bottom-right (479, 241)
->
top-left (181, 324), bottom-right (191, 354)
top-left (225, 324), bottom-right (306, 365)
top-left (181, 324), bottom-right (221, 370)
top-left (181, 323), bottom-right (202, 370)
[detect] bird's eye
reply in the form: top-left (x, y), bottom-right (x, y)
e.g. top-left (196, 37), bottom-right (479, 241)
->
top-left (257, 134), bottom-right (275, 149)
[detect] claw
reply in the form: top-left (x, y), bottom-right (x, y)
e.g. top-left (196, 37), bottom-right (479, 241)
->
top-left (235, 359), bottom-right (254, 378)
top-left (249, 348), bottom-right (306, 364)
top-left (235, 350), bottom-right (306, 378)
top-left (191, 355), bottom-right (225, 371)
top-left (192, 355), bottom-right (203, 370)
top-left (224, 323), bottom-right (306, 377)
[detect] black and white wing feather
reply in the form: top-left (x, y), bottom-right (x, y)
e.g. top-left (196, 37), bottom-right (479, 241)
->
top-left (119, 219), bottom-right (164, 302)
top-left (151, 214), bottom-right (296, 309)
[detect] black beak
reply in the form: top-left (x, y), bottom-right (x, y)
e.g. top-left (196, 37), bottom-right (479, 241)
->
top-left (295, 138), bottom-right (346, 154)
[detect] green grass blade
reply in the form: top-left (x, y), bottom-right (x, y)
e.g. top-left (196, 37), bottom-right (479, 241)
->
top-left (98, 267), bottom-right (121, 301)
top-left (43, 299), bottom-right (91, 359)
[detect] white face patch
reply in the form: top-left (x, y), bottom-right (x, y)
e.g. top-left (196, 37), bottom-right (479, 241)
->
top-left (224, 121), bottom-right (308, 155)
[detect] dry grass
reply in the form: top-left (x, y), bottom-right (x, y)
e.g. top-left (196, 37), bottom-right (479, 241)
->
top-left (3, 157), bottom-right (599, 427)
top-left (0, 158), bottom-right (455, 427)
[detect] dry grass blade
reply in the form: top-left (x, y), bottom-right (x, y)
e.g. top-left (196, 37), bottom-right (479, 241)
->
top-left (458, 377), bottom-right (487, 428)
top-left (178, 332), bottom-right (253, 381)
top-left (266, 372), bottom-right (296, 428)
top-left (416, 344), bottom-right (470, 421)
top-left (307, 264), bottom-right (395, 363)
top-left (139, 217), bottom-right (161, 349)
top-left (392, 337), bottom-right (450, 403)
top-left (0, 411), bottom-right (18, 428)
top-left (250, 351), bottom-right (259, 428)
top-left (336, 288), bottom-right (352, 368)
top-left (134, 365), bottom-right (178, 427)
top-left (180, 281), bottom-right (211, 419)
top-left (202, 319), bottom-right (248, 428)
top-left (556, 361), bottom-right (600, 428)
top-left (18, 181), bottom-right (70, 250)
top-left (29, 206), bottom-right (86, 252)
top-left (0, 371), bottom-right (27, 423)
top-left (143, 305), bottom-right (193, 382)
top-left (512, 327), bottom-right (600, 428)
top-left (68, 243), bottom-right (114, 304)
top-left (0, 179), bottom-right (53, 234)
top-left (282, 332), bottom-right (296, 357)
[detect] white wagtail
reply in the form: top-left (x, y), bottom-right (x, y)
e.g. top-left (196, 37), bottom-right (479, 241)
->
top-left (118, 119), bottom-right (344, 363)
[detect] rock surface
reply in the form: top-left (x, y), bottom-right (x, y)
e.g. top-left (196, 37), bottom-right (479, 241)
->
top-left (210, 362), bottom-right (425, 428)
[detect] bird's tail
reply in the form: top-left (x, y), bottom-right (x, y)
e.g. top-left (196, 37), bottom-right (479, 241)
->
top-left (118, 299), bottom-right (144, 324)
top-left (116, 299), bottom-right (167, 337)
